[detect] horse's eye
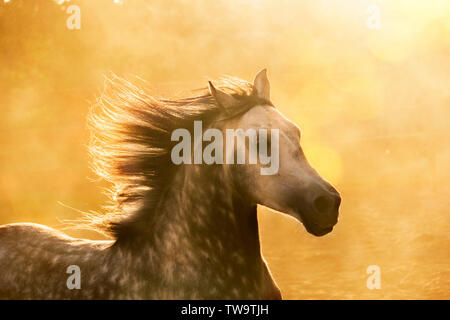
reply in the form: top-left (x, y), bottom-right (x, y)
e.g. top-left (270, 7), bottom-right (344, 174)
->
top-left (257, 129), bottom-right (271, 148)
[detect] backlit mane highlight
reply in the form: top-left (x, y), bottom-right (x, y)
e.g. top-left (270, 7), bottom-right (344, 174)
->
top-left (86, 75), bottom-right (257, 239)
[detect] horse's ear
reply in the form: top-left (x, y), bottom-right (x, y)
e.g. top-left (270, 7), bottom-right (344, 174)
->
top-left (253, 68), bottom-right (270, 100)
top-left (208, 81), bottom-right (237, 111)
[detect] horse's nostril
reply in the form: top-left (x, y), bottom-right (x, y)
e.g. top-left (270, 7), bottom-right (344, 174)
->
top-left (314, 193), bottom-right (340, 215)
top-left (313, 195), bottom-right (335, 214)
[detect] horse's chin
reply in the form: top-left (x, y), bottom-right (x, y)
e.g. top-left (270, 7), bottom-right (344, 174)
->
top-left (304, 223), bottom-right (334, 237)
top-left (279, 208), bottom-right (335, 237)
top-left (293, 211), bottom-right (334, 237)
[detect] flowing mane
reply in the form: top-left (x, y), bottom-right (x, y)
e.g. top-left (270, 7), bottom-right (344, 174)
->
top-left (86, 75), bottom-right (263, 239)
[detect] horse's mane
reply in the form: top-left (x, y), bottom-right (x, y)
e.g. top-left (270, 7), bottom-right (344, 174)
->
top-left (84, 74), bottom-right (262, 240)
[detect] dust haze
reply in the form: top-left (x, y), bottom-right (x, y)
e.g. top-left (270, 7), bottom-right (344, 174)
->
top-left (0, 0), bottom-right (449, 299)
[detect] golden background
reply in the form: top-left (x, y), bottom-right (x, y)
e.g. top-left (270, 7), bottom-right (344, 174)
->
top-left (1, 0), bottom-right (449, 299)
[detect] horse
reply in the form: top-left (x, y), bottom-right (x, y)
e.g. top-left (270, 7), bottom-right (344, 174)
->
top-left (0, 69), bottom-right (340, 299)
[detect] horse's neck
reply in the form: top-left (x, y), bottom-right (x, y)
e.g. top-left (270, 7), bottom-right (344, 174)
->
top-left (151, 165), bottom-right (267, 296)
top-left (158, 164), bottom-right (261, 261)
